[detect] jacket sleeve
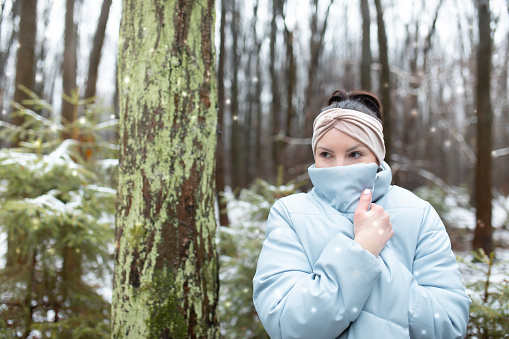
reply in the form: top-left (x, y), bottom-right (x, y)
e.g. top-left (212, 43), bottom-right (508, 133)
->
top-left (253, 200), bottom-right (382, 339)
top-left (405, 203), bottom-right (471, 338)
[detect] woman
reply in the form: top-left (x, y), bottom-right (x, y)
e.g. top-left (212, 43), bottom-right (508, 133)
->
top-left (252, 90), bottom-right (470, 339)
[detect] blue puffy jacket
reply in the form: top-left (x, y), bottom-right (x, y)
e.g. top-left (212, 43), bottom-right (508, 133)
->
top-left (253, 162), bottom-right (470, 339)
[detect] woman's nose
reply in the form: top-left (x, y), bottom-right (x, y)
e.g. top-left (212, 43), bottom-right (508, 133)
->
top-left (334, 158), bottom-right (346, 167)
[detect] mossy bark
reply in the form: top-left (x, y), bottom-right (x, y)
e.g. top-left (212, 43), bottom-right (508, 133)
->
top-left (112, 0), bottom-right (218, 337)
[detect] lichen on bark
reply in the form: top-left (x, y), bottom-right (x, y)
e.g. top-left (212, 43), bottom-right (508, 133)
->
top-left (112, 0), bottom-right (218, 337)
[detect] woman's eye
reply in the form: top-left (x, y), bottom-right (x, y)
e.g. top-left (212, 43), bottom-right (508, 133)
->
top-left (320, 152), bottom-right (331, 158)
top-left (350, 151), bottom-right (362, 158)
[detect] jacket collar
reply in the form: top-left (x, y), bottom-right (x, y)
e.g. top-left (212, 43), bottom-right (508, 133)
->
top-left (308, 162), bottom-right (392, 213)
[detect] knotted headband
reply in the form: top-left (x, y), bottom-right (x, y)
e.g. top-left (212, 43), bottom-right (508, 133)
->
top-left (311, 108), bottom-right (385, 165)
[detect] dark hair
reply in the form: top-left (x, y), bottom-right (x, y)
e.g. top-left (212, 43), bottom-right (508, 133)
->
top-left (323, 89), bottom-right (383, 122)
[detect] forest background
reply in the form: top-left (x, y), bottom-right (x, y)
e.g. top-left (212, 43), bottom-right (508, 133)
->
top-left (0, 0), bottom-right (509, 337)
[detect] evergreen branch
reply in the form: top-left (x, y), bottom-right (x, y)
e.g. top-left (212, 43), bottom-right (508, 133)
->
top-left (76, 141), bottom-right (119, 150)
top-left (94, 119), bottom-right (119, 131)
top-left (17, 84), bottom-right (55, 112)
top-left (10, 101), bottom-right (54, 127)
top-left (0, 121), bottom-right (45, 138)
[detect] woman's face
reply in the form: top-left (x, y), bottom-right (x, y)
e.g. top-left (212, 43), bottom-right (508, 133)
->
top-left (315, 128), bottom-right (378, 168)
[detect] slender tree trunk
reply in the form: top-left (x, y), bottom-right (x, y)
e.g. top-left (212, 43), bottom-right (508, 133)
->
top-left (282, 14), bottom-right (296, 181)
top-left (22, 250), bottom-right (36, 338)
top-left (84, 0), bottom-right (112, 100)
top-left (230, 0), bottom-right (244, 192)
top-left (360, 0), bottom-right (372, 91)
top-left (269, 0), bottom-right (279, 177)
top-left (374, 0), bottom-right (391, 164)
top-left (6, 0), bottom-right (36, 269)
top-left (473, 0), bottom-right (494, 255)
top-left (61, 0), bottom-right (78, 140)
top-left (216, 0), bottom-right (229, 226)
top-left (112, 0), bottom-right (219, 337)
top-left (254, 40), bottom-right (263, 178)
top-left (59, 242), bottom-right (81, 339)
top-left (244, 1), bottom-right (260, 186)
top-left (11, 0), bottom-right (37, 137)
top-left (421, 0), bottom-right (444, 72)
top-left (303, 0), bottom-right (334, 137)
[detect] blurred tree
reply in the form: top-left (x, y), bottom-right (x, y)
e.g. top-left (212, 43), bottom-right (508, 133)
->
top-left (111, 0), bottom-right (219, 337)
top-left (303, 0), bottom-right (335, 138)
top-left (216, 0), bottom-right (229, 227)
top-left (84, 0), bottom-right (113, 101)
top-left (61, 0), bottom-right (78, 140)
top-left (360, 0), bottom-right (372, 91)
top-left (374, 0), bottom-right (391, 164)
top-left (0, 92), bottom-right (116, 338)
top-left (0, 0), bottom-right (19, 116)
top-left (6, 0), bottom-right (37, 271)
top-left (230, 0), bottom-right (244, 192)
top-left (473, 0), bottom-right (494, 255)
top-left (269, 0), bottom-right (281, 177)
top-left (11, 0), bottom-right (36, 144)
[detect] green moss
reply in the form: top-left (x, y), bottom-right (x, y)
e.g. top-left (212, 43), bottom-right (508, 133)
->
top-left (146, 270), bottom-right (187, 339)
top-left (113, 0), bottom-right (218, 337)
top-left (125, 221), bottom-right (146, 248)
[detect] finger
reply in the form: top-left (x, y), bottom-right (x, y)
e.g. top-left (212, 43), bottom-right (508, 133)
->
top-left (354, 188), bottom-right (372, 219)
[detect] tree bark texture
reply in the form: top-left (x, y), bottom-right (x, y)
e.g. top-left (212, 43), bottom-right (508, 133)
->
top-left (11, 0), bottom-right (37, 127)
top-left (473, 0), bottom-right (494, 255)
top-left (216, 0), bottom-right (229, 227)
top-left (6, 0), bottom-right (37, 268)
top-left (61, 0), bottom-right (78, 139)
top-left (269, 0), bottom-right (280, 177)
top-left (112, 0), bottom-right (219, 337)
top-left (360, 0), bottom-right (371, 91)
top-left (230, 0), bottom-right (244, 192)
top-left (374, 0), bottom-right (392, 164)
top-left (84, 0), bottom-right (113, 100)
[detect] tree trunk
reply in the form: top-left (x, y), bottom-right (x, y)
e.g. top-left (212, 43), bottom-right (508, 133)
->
top-left (6, 0), bottom-right (36, 269)
top-left (61, 0), bottom-right (78, 140)
top-left (11, 0), bottom-right (37, 140)
top-left (84, 0), bottom-right (112, 100)
top-left (303, 0), bottom-right (334, 138)
top-left (374, 0), bottom-right (391, 164)
top-left (244, 1), bottom-right (260, 185)
top-left (360, 0), bottom-right (372, 91)
top-left (269, 0), bottom-right (280, 178)
top-left (473, 0), bottom-right (494, 255)
top-left (230, 0), bottom-right (245, 192)
top-left (112, 0), bottom-right (219, 337)
top-left (216, 0), bottom-right (229, 226)
top-left (254, 40), bottom-right (263, 178)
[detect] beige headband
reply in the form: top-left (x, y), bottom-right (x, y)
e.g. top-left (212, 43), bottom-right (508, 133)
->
top-left (311, 108), bottom-right (385, 165)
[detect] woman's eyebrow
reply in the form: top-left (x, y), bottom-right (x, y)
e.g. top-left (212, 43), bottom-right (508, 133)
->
top-left (346, 144), bottom-right (363, 152)
top-left (317, 146), bottom-right (334, 153)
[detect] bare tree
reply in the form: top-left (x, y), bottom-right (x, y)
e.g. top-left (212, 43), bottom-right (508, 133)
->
top-left (360, 0), bottom-right (372, 91)
top-left (303, 0), bottom-right (335, 137)
top-left (473, 0), bottom-right (494, 255)
top-left (11, 0), bottom-right (37, 140)
top-left (61, 0), bottom-right (78, 140)
top-left (84, 0), bottom-right (112, 101)
top-left (374, 0), bottom-right (392, 163)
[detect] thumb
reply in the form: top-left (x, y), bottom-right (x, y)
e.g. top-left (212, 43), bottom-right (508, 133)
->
top-left (354, 188), bottom-right (372, 220)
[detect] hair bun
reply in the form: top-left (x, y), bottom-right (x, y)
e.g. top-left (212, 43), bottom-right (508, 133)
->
top-left (325, 89), bottom-right (383, 120)
top-left (351, 91), bottom-right (383, 119)
top-left (327, 90), bottom-right (348, 106)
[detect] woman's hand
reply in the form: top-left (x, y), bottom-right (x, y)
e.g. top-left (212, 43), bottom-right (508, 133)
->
top-left (353, 188), bottom-right (393, 257)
